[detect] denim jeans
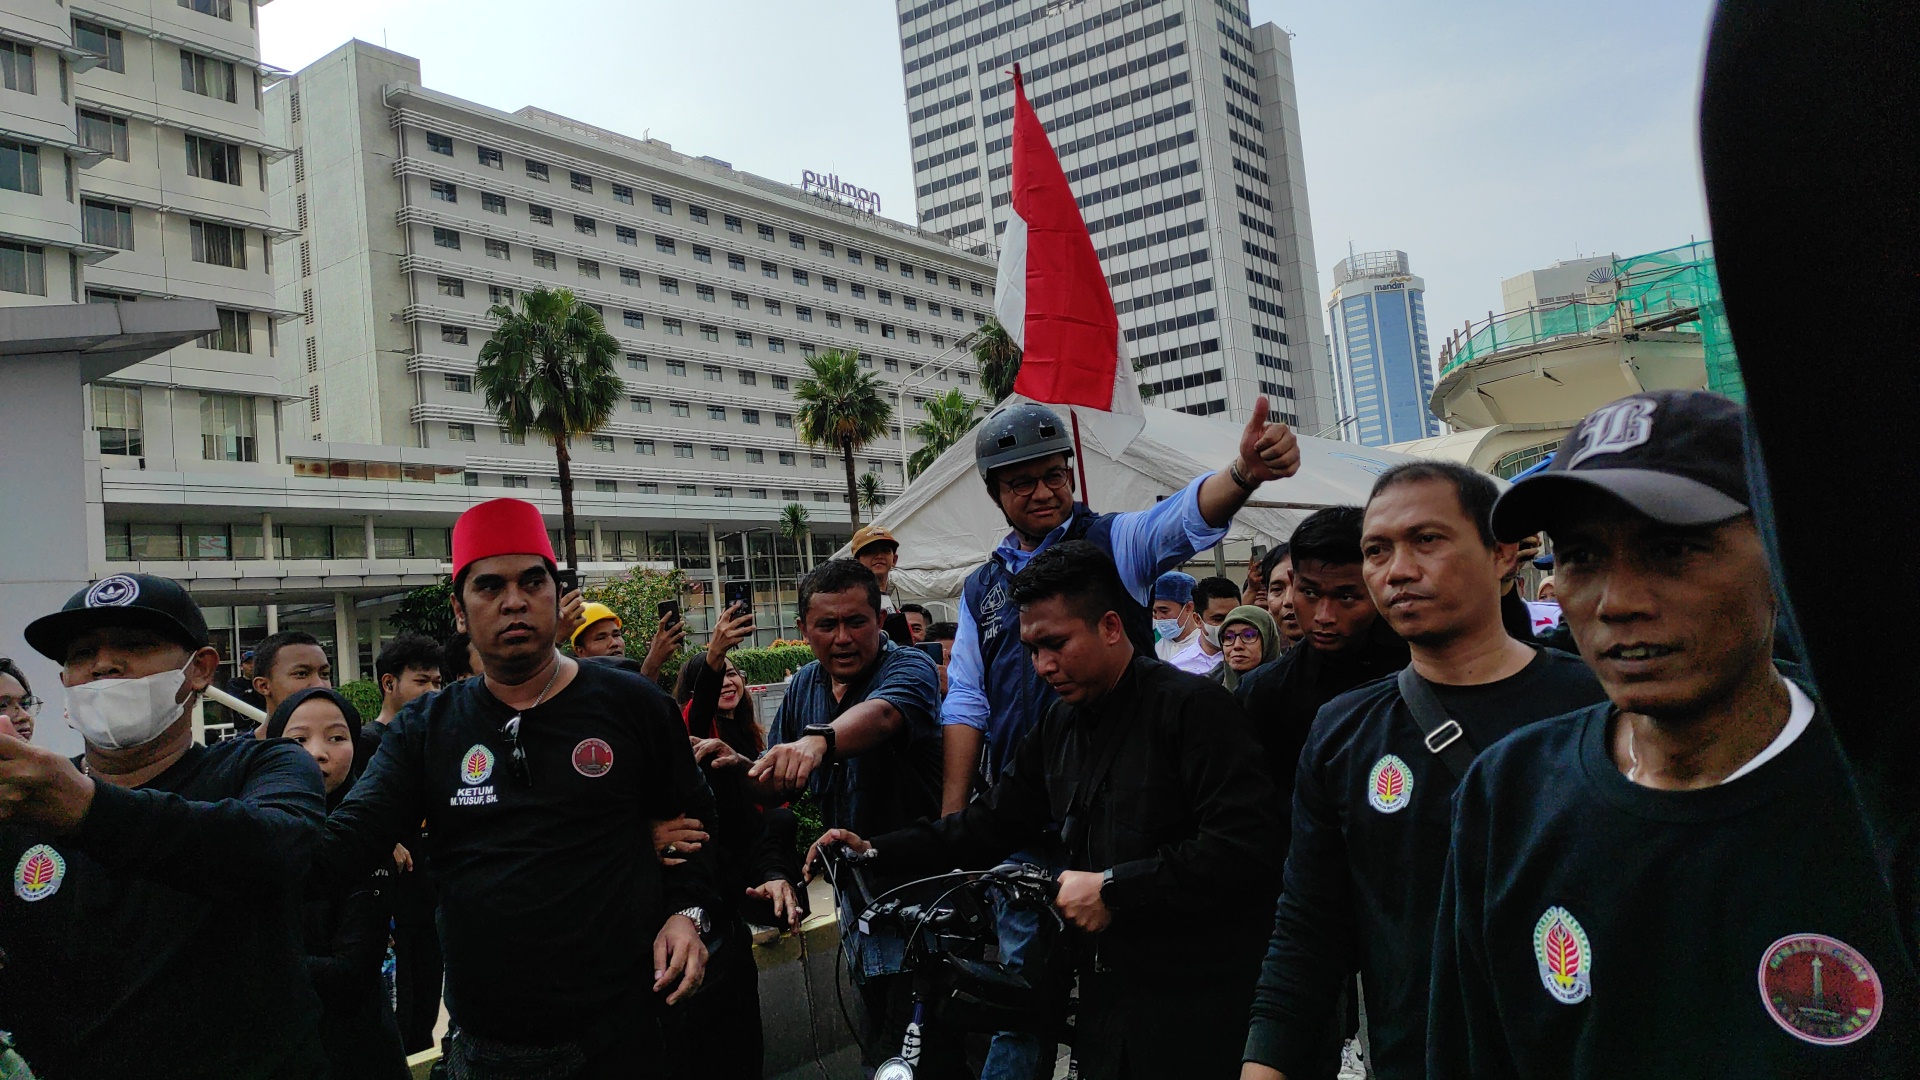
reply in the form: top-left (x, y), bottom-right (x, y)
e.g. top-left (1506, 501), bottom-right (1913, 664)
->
top-left (981, 848), bottom-right (1064, 1080)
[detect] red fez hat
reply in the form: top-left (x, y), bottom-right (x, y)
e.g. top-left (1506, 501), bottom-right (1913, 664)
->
top-left (452, 498), bottom-right (557, 579)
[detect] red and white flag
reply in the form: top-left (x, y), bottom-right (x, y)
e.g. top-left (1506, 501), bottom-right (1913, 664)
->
top-left (992, 64), bottom-right (1146, 458)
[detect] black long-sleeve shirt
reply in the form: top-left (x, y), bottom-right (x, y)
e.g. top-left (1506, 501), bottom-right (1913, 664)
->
top-left (1429, 692), bottom-right (1919, 1079)
top-left (1236, 628), bottom-right (1411, 844)
top-left (322, 660), bottom-right (719, 1044)
top-left (1244, 649), bottom-right (1605, 1080)
top-left (0, 738), bottom-right (326, 1079)
top-left (874, 656), bottom-right (1283, 980)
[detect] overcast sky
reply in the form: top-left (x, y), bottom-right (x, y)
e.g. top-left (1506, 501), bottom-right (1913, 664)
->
top-left (259, 0), bottom-right (1715, 350)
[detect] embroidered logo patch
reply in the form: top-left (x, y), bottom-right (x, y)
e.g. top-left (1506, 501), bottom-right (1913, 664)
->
top-left (14, 844), bottom-right (66, 902)
top-left (84, 575), bottom-right (140, 608)
top-left (1758, 933), bottom-right (1883, 1045)
top-left (1565, 398), bottom-right (1657, 467)
top-left (572, 738), bottom-right (614, 778)
top-left (1366, 754), bottom-right (1412, 813)
top-left (461, 744), bottom-right (495, 786)
top-left (1534, 906), bottom-right (1592, 1004)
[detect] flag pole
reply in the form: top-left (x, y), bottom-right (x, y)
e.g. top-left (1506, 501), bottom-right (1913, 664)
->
top-left (1070, 408), bottom-right (1093, 509)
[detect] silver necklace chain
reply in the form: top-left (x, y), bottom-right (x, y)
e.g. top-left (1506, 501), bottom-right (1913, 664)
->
top-left (504, 651), bottom-right (566, 728)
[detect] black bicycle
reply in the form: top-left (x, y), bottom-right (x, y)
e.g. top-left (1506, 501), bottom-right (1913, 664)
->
top-left (813, 843), bottom-right (1076, 1080)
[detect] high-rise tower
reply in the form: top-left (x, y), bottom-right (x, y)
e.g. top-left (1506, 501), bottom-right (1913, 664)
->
top-left (1326, 249), bottom-right (1438, 446)
top-left (895, 0), bottom-right (1334, 431)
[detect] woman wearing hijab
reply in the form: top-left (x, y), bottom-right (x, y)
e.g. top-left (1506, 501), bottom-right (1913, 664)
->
top-left (1210, 605), bottom-right (1280, 693)
top-left (264, 687), bottom-right (409, 1080)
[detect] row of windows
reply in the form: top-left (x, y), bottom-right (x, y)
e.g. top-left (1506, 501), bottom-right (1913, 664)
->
top-left (970, 2), bottom-right (1174, 82)
top-left (1095, 217), bottom-right (1206, 262)
top-left (910, 115), bottom-right (973, 150)
top-left (1225, 100), bottom-right (1264, 133)
top-left (1251, 323), bottom-right (1287, 344)
top-left (1122, 307), bottom-right (1216, 343)
top-left (915, 165), bottom-right (979, 199)
top-left (1246, 267), bottom-right (1284, 291)
top-left (415, 130), bottom-right (988, 291)
top-left (1231, 156), bottom-right (1271, 186)
top-left (979, 47), bottom-right (1189, 130)
top-left (1248, 295), bottom-right (1287, 319)
top-left (105, 522), bottom-right (448, 563)
top-left (1135, 336), bottom-right (1221, 370)
top-left (918, 191), bottom-right (982, 224)
top-left (1257, 379), bottom-right (1297, 400)
top-left (1063, 130), bottom-right (1196, 186)
top-left (912, 142), bottom-right (973, 175)
top-left (1141, 367), bottom-right (1222, 398)
top-left (1242, 238), bottom-right (1280, 268)
top-left (1235, 183), bottom-right (1273, 213)
top-left (467, 473), bottom-right (856, 505)
top-left (1255, 352), bottom-right (1292, 372)
top-left (1085, 188), bottom-right (1204, 237)
top-left (1114, 277), bottom-right (1212, 316)
top-left (905, 0), bottom-right (1158, 76)
top-left (1107, 246), bottom-right (1209, 289)
top-left (424, 232), bottom-right (986, 342)
top-left (620, 351), bottom-right (969, 388)
top-left (907, 88), bottom-right (971, 125)
top-left (76, 198), bottom-right (250, 269)
top-left (899, 0), bottom-right (1030, 50)
top-left (987, 99), bottom-right (1194, 166)
top-left (1222, 72), bottom-right (1261, 107)
top-left (1237, 211), bottom-right (1277, 239)
top-left (1219, 45), bottom-right (1259, 81)
top-left (1216, 16), bottom-right (1256, 52)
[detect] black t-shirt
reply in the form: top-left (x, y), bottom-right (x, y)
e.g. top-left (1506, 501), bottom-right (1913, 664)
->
top-left (1430, 693), bottom-right (1920, 1079)
top-left (323, 660), bottom-right (718, 1044)
top-left (0, 738), bottom-right (327, 1079)
top-left (1245, 649), bottom-right (1606, 1080)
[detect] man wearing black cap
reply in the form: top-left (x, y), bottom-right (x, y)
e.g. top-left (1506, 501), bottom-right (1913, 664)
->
top-left (1429, 390), bottom-right (1918, 1078)
top-left (0, 573), bottom-right (327, 1078)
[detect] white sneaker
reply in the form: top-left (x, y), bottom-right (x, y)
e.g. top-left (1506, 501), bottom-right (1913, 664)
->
top-left (1337, 1038), bottom-right (1368, 1080)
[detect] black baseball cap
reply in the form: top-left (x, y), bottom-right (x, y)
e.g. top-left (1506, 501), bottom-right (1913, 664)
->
top-left (24, 574), bottom-right (211, 663)
top-left (1491, 390), bottom-right (1750, 542)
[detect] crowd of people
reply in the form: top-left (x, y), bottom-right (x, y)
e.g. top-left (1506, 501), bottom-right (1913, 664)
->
top-left (0, 389), bottom-right (1910, 1080)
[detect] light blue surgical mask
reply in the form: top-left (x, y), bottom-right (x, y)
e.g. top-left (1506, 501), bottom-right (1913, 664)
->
top-left (1153, 618), bottom-right (1181, 642)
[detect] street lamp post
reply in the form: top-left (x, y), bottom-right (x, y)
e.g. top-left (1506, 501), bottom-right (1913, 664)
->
top-left (895, 329), bottom-right (983, 480)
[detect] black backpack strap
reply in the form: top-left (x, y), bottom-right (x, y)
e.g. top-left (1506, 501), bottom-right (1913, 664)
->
top-left (1059, 704), bottom-right (1135, 860)
top-left (1397, 666), bottom-right (1480, 781)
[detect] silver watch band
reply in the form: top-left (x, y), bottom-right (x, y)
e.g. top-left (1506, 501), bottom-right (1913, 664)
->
top-left (674, 906), bottom-right (710, 934)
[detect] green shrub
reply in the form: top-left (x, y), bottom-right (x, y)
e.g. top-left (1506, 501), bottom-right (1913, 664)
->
top-left (390, 581), bottom-right (456, 641)
top-left (337, 678), bottom-right (383, 722)
top-left (732, 644), bottom-right (816, 686)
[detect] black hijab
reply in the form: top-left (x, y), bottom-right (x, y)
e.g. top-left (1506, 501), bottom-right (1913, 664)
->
top-left (264, 686), bottom-right (369, 809)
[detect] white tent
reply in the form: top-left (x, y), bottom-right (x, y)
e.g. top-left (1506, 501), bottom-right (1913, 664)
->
top-left (847, 402), bottom-right (1421, 599)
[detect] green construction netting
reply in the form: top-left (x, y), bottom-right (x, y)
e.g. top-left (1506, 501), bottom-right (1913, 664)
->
top-left (1439, 241), bottom-right (1745, 401)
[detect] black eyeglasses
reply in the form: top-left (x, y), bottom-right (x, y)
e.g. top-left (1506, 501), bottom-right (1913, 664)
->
top-left (1003, 466), bottom-right (1074, 498)
top-left (500, 714), bottom-right (532, 787)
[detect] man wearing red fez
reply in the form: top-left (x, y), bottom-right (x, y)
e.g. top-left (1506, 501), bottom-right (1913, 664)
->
top-left (322, 498), bottom-right (718, 1079)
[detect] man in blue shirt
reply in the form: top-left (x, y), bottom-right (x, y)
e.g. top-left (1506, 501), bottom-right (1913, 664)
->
top-left (754, 558), bottom-right (944, 1072)
top-left (755, 559), bottom-right (943, 835)
top-left (941, 396), bottom-right (1302, 1079)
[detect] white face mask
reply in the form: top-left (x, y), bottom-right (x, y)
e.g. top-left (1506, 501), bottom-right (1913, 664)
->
top-left (64, 658), bottom-right (194, 750)
top-left (1153, 618), bottom-right (1182, 643)
top-left (1202, 623), bottom-right (1223, 648)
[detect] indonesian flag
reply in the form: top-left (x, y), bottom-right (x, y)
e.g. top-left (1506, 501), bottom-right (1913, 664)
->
top-left (992, 64), bottom-right (1146, 457)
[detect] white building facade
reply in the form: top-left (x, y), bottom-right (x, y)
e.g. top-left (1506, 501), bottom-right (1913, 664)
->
top-left (895, 0), bottom-right (1335, 431)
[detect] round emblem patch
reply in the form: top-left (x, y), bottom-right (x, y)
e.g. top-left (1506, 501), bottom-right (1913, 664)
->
top-left (572, 738), bottom-right (614, 778)
top-left (1366, 754), bottom-right (1413, 813)
top-left (461, 744), bottom-right (495, 786)
top-left (84, 575), bottom-right (140, 608)
top-left (14, 844), bottom-right (66, 902)
top-left (1534, 906), bottom-right (1593, 1004)
top-left (1758, 933), bottom-right (1883, 1045)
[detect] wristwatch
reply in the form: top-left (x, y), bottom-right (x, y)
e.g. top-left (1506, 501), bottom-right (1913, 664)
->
top-left (1099, 867), bottom-right (1116, 906)
top-left (674, 906), bottom-right (710, 934)
top-left (802, 723), bottom-right (837, 762)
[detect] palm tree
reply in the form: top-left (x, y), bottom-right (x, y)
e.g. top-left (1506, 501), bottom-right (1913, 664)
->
top-left (474, 286), bottom-right (622, 570)
top-left (857, 471), bottom-right (887, 517)
top-left (908, 387), bottom-right (984, 479)
top-left (972, 317), bottom-right (1022, 402)
top-left (794, 349), bottom-right (892, 528)
top-left (779, 501), bottom-right (814, 572)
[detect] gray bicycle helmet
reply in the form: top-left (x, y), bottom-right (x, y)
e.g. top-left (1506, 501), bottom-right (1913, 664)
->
top-left (974, 402), bottom-right (1074, 479)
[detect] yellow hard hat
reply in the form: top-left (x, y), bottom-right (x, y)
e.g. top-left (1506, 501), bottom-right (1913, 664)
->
top-left (570, 602), bottom-right (621, 645)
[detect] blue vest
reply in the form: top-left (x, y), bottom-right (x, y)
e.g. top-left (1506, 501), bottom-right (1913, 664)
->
top-left (961, 507), bottom-right (1157, 783)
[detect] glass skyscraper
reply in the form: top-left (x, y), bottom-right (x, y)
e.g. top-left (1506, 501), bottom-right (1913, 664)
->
top-left (1326, 250), bottom-right (1440, 445)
